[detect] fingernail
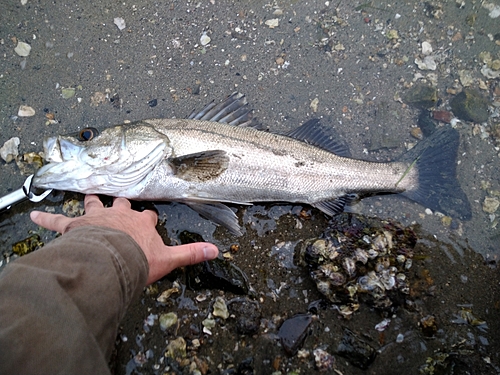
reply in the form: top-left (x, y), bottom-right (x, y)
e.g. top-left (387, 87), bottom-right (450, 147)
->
top-left (30, 211), bottom-right (40, 220)
top-left (203, 246), bottom-right (218, 260)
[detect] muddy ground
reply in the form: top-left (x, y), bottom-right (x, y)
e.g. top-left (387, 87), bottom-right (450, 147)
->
top-left (1, 0), bottom-right (500, 374)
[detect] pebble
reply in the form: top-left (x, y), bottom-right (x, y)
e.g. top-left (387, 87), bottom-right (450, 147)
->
top-left (14, 41), bottom-right (31, 57)
top-left (114, 17), bottom-right (126, 30)
top-left (159, 312), bottom-right (178, 330)
top-left (212, 296), bottom-right (229, 319)
top-left (415, 55), bottom-right (437, 71)
top-left (432, 110), bottom-right (453, 123)
top-left (482, 197), bottom-right (499, 214)
top-left (278, 313), bottom-right (312, 356)
top-left (410, 127), bottom-right (423, 140)
top-left (313, 348), bottom-right (335, 372)
top-left (18, 105), bottom-right (35, 117)
top-left (265, 18), bottom-right (279, 28)
top-left (375, 318), bottom-right (391, 331)
top-left (421, 41), bottom-right (432, 55)
top-left (0, 137), bottom-right (20, 163)
top-left (200, 32), bottom-right (211, 46)
top-left (450, 88), bottom-right (490, 123)
top-left (165, 337), bottom-right (186, 359)
top-left (61, 88), bottom-right (75, 99)
top-left (310, 98), bottom-right (319, 113)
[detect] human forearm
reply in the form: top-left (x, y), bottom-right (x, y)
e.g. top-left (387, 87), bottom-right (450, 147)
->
top-left (0, 226), bottom-right (148, 375)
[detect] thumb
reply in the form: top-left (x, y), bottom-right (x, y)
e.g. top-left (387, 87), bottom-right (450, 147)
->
top-left (147, 242), bottom-right (219, 284)
top-left (167, 242), bottom-right (219, 268)
top-left (30, 210), bottom-right (73, 233)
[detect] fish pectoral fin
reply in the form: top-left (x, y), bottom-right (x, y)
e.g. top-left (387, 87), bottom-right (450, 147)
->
top-left (185, 202), bottom-right (243, 236)
top-left (170, 150), bottom-right (229, 182)
top-left (312, 194), bottom-right (358, 216)
top-left (286, 119), bottom-right (351, 157)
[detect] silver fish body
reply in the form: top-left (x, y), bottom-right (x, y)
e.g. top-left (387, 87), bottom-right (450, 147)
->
top-left (133, 118), bottom-right (413, 204)
top-left (33, 93), bottom-right (471, 234)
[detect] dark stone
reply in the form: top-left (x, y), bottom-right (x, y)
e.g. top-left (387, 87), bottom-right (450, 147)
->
top-left (228, 298), bottom-right (261, 335)
top-left (236, 357), bottom-right (254, 375)
top-left (186, 258), bottom-right (250, 295)
top-left (336, 328), bottom-right (377, 369)
top-left (110, 93), bottom-right (121, 109)
top-left (417, 110), bottom-right (437, 137)
top-left (148, 98), bottom-right (158, 107)
top-left (450, 88), bottom-right (489, 123)
top-left (181, 230), bottom-right (250, 294)
top-left (403, 84), bottom-right (438, 109)
top-left (278, 313), bottom-right (313, 356)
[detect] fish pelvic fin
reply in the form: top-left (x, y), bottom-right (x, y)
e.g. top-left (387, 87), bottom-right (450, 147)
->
top-left (312, 194), bottom-right (358, 216)
top-left (400, 126), bottom-right (471, 220)
top-left (186, 202), bottom-right (243, 236)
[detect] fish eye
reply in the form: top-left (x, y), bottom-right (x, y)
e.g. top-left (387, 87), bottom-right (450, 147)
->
top-left (78, 127), bottom-right (99, 141)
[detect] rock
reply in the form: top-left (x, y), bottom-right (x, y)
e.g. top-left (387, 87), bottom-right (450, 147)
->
top-left (12, 234), bottom-right (43, 256)
top-left (421, 41), bottom-right (432, 55)
top-left (410, 127), bottom-right (423, 140)
top-left (415, 55), bottom-right (437, 71)
top-left (14, 41), bottom-right (31, 57)
top-left (313, 348), bottom-right (335, 372)
top-left (0, 137), bottom-right (20, 163)
top-left (228, 298), bottom-right (261, 335)
top-left (61, 88), bottom-right (76, 99)
top-left (310, 98), bottom-right (319, 113)
top-left (165, 337), bottom-right (186, 359)
top-left (482, 197), bottom-right (499, 214)
top-left (417, 110), bottom-right (437, 137)
top-left (432, 110), bottom-right (453, 123)
top-left (403, 84), bottom-right (438, 109)
top-left (265, 18), bottom-right (279, 28)
top-left (181, 230), bottom-right (250, 294)
top-left (113, 17), bottom-right (126, 30)
top-left (159, 312), bottom-right (178, 330)
top-left (458, 70), bottom-right (474, 87)
top-left (420, 315), bottom-right (438, 337)
top-left (450, 89), bottom-right (490, 123)
top-left (186, 257), bottom-right (250, 295)
top-left (336, 328), bottom-right (377, 369)
top-left (213, 296), bottom-right (229, 319)
top-left (18, 105), bottom-right (35, 117)
top-left (200, 32), bottom-right (211, 46)
top-left (278, 314), bottom-right (312, 356)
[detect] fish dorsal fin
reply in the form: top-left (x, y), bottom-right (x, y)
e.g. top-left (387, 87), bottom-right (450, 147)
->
top-left (286, 119), bottom-right (351, 157)
top-left (170, 150), bottom-right (229, 182)
top-left (188, 92), bottom-right (261, 129)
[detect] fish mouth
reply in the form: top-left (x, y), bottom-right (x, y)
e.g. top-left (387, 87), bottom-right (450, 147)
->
top-left (33, 134), bottom-right (168, 195)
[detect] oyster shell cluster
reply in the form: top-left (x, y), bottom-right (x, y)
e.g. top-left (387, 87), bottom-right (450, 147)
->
top-left (297, 213), bottom-right (417, 317)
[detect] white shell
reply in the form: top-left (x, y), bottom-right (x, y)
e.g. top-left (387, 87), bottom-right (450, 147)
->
top-left (14, 41), bottom-right (31, 57)
top-left (18, 105), bottom-right (36, 117)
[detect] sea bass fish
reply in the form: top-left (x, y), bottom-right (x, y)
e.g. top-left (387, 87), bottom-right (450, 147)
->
top-left (33, 93), bottom-right (471, 235)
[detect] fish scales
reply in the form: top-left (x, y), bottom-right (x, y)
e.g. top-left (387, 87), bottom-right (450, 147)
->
top-left (139, 118), bottom-right (413, 204)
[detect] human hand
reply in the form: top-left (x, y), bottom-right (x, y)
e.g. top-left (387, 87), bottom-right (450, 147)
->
top-left (29, 195), bottom-right (219, 284)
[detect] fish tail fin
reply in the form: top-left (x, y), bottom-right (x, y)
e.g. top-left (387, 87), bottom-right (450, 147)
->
top-left (400, 127), bottom-right (471, 220)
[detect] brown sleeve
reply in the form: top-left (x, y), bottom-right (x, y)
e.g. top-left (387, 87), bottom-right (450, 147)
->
top-left (0, 225), bottom-right (149, 375)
